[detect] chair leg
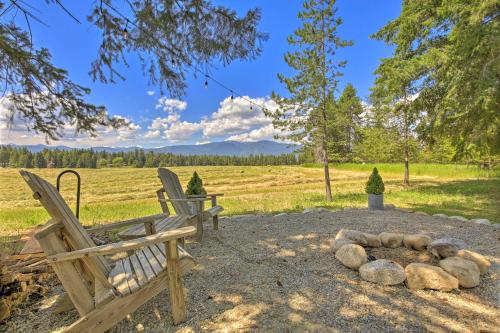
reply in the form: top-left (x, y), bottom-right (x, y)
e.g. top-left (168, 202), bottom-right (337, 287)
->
top-left (165, 239), bottom-right (187, 325)
top-left (196, 215), bottom-right (203, 241)
top-left (212, 215), bottom-right (219, 230)
top-left (196, 201), bottom-right (204, 242)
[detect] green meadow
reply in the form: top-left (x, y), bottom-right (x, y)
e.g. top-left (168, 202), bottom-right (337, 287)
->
top-left (0, 164), bottom-right (498, 235)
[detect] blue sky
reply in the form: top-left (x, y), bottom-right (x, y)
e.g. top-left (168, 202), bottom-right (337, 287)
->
top-left (0, 0), bottom-right (401, 147)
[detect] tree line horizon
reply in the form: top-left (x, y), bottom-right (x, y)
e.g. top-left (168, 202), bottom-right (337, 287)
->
top-left (0, 141), bottom-right (492, 169)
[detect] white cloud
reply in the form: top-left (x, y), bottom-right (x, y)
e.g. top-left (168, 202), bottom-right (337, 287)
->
top-left (199, 96), bottom-right (278, 137)
top-left (155, 97), bottom-right (187, 113)
top-left (144, 129), bottom-right (161, 139)
top-left (195, 140), bottom-right (211, 145)
top-left (1, 93), bottom-right (288, 147)
top-left (144, 97), bottom-right (192, 142)
top-left (0, 97), bottom-right (141, 147)
top-left (164, 121), bottom-right (202, 142)
top-left (201, 96), bottom-right (278, 138)
top-left (225, 124), bottom-right (280, 142)
top-left (149, 117), bottom-right (171, 130)
top-left (147, 90), bottom-right (155, 96)
top-left (143, 95), bottom-right (285, 143)
top-left (116, 120), bottom-right (141, 141)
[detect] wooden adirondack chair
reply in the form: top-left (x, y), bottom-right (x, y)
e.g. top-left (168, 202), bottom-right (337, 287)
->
top-left (19, 170), bottom-right (197, 333)
top-left (156, 168), bottom-right (224, 241)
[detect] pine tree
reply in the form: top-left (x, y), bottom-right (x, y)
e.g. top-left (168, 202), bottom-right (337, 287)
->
top-left (365, 167), bottom-right (385, 195)
top-left (185, 172), bottom-right (207, 196)
top-left (268, 0), bottom-right (352, 201)
top-left (336, 84), bottom-right (363, 160)
top-left (325, 84), bottom-right (363, 162)
top-left (371, 0), bottom-right (499, 164)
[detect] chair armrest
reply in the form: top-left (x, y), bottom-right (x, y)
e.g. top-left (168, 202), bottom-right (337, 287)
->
top-left (86, 213), bottom-right (168, 233)
top-left (187, 193), bottom-right (224, 198)
top-left (47, 226), bottom-right (196, 263)
top-left (159, 197), bottom-right (208, 202)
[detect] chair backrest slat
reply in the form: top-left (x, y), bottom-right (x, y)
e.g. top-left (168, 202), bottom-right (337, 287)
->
top-left (20, 170), bottom-right (111, 275)
top-left (157, 168), bottom-right (192, 215)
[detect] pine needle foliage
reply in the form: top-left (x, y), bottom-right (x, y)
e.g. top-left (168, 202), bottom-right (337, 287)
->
top-left (185, 171), bottom-right (207, 196)
top-left (365, 167), bottom-right (385, 195)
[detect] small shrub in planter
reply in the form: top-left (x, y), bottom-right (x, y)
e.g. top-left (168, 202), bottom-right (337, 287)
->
top-left (365, 167), bottom-right (385, 210)
top-left (185, 171), bottom-right (207, 196)
top-left (185, 172), bottom-right (207, 214)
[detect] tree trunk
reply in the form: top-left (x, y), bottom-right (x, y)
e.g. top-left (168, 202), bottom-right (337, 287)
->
top-left (322, 141), bottom-right (333, 201)
top-left (403, 102), bottom-right (410, 186)
top-left (404, 151), bottom-right (410, 186)
top-left (320, 8), bottom-right (332, 202)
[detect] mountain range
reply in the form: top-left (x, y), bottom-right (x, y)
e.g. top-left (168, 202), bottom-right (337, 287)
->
top-left (4, 140), bottom-right (299, 156)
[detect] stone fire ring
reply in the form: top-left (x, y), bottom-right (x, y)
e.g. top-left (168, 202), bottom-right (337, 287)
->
top-left (332, 229), bottom-right (491, 291)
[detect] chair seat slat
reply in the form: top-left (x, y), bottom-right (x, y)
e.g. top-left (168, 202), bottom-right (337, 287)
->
top-left (108, 260), bottom-right (131, 295)
top-left (142, 246), bottom-right (163, 276)
top-left (129, 254), bottom-right (148, 287)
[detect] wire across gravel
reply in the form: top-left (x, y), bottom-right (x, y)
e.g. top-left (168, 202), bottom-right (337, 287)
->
top-left (3, 209), bottom-right (499, 332)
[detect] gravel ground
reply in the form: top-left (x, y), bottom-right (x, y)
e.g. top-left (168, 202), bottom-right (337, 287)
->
top-left (2, 209), bottom-right (499, 333)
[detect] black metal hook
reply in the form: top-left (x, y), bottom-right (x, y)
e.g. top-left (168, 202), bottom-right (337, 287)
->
top-left (56, 170), bottom-right (81, 219)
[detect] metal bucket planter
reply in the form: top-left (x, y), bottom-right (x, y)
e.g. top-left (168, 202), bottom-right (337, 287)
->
top-left (368, 194), bottom-right (384, 210)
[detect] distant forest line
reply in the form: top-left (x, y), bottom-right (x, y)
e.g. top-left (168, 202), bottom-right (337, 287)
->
top-left (0, 146), bottom-right (302, 168)
top-left (1, 145), bottom-right (498, 169)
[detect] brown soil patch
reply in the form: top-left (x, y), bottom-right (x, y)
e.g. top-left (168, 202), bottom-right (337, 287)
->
top-left (368, 247), bottom-right (439, 267)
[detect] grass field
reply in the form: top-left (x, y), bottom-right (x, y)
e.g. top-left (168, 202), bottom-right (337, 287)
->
top-left (0, 164), bottom-right (498, 235)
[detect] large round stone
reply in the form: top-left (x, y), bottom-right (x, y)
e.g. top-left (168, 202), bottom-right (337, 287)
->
top-left (439, 257), bottom-right (480, 288)
top-left (331, 238), bottom-right (355, 253)
top-left (449, 216), bottom-right (468, 222)
top-left (470, 218), bottom-right (491, 226)
top-left (335, 229), bottom-right (370, 246)
top-left (378, 232), bottom-right (404, 248)
top-left (359, 259), bottom-right (406, 286)
top-left (456, 249), bottom-right (491, 274)
top-left (405, 263), bottom-right (459, 291)
top-left (403, 234), bottom-right (432, 251)
top-left (428, 237), bottom-right (468, 259)
top-left (335, 229), bottom-right (380, 247)
top-left (335, 244), bottom-right (367, 270)
top-left (364, 233), bottom-right (382, 247)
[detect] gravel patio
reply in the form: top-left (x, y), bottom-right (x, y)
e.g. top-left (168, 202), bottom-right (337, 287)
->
top-left (3, 209), bottom-right (499, 332)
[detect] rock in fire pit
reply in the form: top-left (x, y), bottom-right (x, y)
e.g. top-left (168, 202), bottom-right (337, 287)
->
top-left (333, 228), bottom-right (490, 292)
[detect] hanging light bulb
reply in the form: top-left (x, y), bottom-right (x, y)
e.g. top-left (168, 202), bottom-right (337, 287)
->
top-left (204, 76), bottom-right (208, 89)
top-left (122, 20), bottom-right (129, 40)
top-left (230, 93), bottom-right (234, 101)
top-left (250, 105), bottom-right (253, 110)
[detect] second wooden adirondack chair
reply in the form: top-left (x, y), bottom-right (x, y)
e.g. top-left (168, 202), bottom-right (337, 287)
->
top-left (20, 170), bottom-right (197, 333)
top-left (156, 168), bottom-right (224, 241)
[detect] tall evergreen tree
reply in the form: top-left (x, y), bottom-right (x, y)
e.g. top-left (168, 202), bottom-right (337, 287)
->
top-left (330, 84), bottom-right (363, 161)
top-left (371, 0), bottom-right (499, 161)
top-left (268, 0), bottom-right (351, 201)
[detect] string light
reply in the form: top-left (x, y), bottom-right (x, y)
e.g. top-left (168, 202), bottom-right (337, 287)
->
top-left (103, 1), bottom-right (272, 113)
top-left (122, 20), bottom-right (129, 40)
